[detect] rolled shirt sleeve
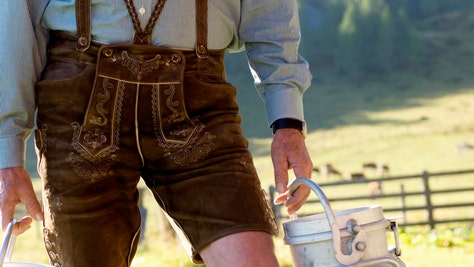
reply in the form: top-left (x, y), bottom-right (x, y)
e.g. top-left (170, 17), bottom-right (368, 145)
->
top-left (240, 0), bottom-right (312, 126)
top-left (0, 0), bottom-right (46, 168)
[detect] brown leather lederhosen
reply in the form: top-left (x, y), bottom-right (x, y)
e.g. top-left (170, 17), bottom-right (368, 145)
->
top-left (35, 1), bottom-right (278, 266)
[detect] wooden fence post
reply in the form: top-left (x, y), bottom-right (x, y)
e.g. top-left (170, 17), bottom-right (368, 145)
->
top-left (421, 170), bottom-right (435, 229)
top-left (138, 188), bottom-right (147, 243)
top-left (399, 184), bottom-right (406, 225)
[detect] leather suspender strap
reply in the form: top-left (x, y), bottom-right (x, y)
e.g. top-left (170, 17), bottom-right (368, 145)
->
top-left (75, 0), bottom-right (92, 51)
top-left (195, 0), bottom-right (209, 58)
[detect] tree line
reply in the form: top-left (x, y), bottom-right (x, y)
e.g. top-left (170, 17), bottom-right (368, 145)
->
top-left (298, 0), bottom-right (474, 81)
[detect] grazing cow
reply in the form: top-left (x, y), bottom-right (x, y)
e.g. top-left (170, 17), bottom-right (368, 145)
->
top-left (362, 162), bottom-right (377, 169)
top-left (457, 142), bottom-right (473, 155)
top-left (321, 164), bottom-right (342, 179)
top-left (350, 172), bottom-right (367, 181)
top-left (312, 167), bottom-right (320, 174)
top-left (368, 181), bottom-right (383, 196)
top-left (377, 163), bottom-right (389, 177)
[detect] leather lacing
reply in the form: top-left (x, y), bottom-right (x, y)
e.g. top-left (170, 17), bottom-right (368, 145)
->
top-left (123, 0), bottom-right (168, 45)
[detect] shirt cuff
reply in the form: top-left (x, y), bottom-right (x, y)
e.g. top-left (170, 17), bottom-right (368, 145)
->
top-left (0, 137), bottom-right (26, 168)
top-left (264, 87), bottom-right (305, 126)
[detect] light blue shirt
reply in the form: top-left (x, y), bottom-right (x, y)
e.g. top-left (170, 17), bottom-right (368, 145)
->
top-left (0, 0), bottom-right (312, 168)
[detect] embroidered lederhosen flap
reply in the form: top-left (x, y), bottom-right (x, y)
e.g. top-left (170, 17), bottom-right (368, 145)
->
top-left (97, 45), bottom-right (185, 83)
top-left (68, 0), bottom-right (210, 177)
top-left (73, 45), bottom-right (197, 159)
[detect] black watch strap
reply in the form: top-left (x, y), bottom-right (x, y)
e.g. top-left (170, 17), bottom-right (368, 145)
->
top-left (271, 118), bottom-right (304, 135)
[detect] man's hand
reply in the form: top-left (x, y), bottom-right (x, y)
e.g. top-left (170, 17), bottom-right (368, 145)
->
top-left (271, 128), bottom-right (313, 215)
top-left (0, 167), bottom-right (43, 234)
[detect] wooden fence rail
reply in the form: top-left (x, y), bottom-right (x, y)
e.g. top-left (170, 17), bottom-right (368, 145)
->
top-left (269, 169), bottom-right (474, 229)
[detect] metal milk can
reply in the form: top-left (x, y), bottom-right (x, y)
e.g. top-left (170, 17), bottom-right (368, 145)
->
top-left (283, 178), bottom-right (406, 267)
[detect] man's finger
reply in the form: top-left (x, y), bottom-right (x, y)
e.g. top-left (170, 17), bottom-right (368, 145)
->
top-left (273, 162), bottom-right (290, 194)
top-left (285, 185), bottom-right (311, 215)
top-left (22, 194), bottom-right (44, 222)
top-left (13, 216), bottom-right (33, 235)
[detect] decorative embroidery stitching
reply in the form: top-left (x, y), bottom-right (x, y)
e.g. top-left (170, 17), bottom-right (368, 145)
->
top-left (151, 84), bottom-right (216, 165)
top-left (239, 155), bottom-right (258, 175)
top-left (42, 182), bottom-right (64, 267)
top-left (121, 51), bottom-right (162, 81)
top-left (44, 184), bottom-right (64, 217)
top-left (151, 84), bottom-right (197, 147)
top-left (39, 124), bottom-right (48, 153)
top-left (163, 84), bottom-right (181, 123)
top-left (170, 124), bottom-right (195, 137)
top-left (89, 78), bottom-right (112, 126)
top-left (164, 131), bottom-right (216, 165)
top-left (44, 227), bottom-right (63, 267)
top-left (83, 128), bottom-right (108, 149)
top-left (67, 147), bottom-right (117, 182)
top-left (67, 81), bottom-right (124, 181)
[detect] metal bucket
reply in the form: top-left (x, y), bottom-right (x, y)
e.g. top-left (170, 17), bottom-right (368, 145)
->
top-left (0, 220), bottom-right (53, 267)
top-left (283, 178), bottom-right (406, 267)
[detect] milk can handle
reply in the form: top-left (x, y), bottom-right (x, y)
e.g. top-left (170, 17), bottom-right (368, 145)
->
top-left (289, 178), bottom-right (364, 266)
top-left (0, 219), bottom-right (17, 267)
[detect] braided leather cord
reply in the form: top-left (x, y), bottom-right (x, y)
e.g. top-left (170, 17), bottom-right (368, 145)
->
top-left (124, 0), bottom-right (167, 44)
